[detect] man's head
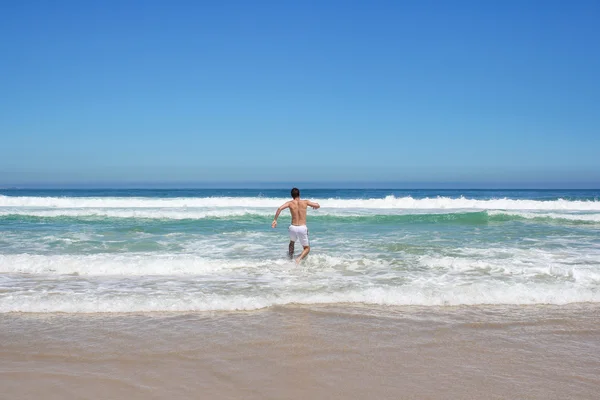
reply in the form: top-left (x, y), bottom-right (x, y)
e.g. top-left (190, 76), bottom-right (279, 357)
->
top-left (291, 188), bottom-right (300, 199)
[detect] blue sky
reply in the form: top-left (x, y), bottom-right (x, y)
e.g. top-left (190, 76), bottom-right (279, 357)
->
top-left (1, 0), bottom-right (599, 187)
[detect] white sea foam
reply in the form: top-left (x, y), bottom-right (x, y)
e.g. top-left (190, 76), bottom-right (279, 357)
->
top-left (1, 282), bottom-right (599, 313)
top-left (1, 195), bottom-right (600, 211)
top-left (1, 248), bottom-right (598, 278)
top-left (0, 253), bottom-right (395, 276)
top-left (0, 208), bottom-right (270, 219)
top-left (1, 248), bottom-right (599, 313)
top-left (2, 195), bottom-right (600, 222)
top-left (2, 208), bottom-right (599, 222)
top-left (418, 251), bottom-right (600, 283)
top-left (0, 253), bottom-right (274, 276)
top-left (488, 210), bottom-right (600, 222)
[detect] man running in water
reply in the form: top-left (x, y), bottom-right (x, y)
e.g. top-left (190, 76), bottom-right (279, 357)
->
top-left (271, 188), bottom-right (320, 264)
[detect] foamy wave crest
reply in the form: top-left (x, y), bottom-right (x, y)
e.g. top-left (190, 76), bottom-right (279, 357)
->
top-left (4, 250), bottom-right (599, 280)
top-left (0, 254), bottom-right (283, 276)
top-left (0, 208), bottom-right (272, 220)
top-left (488, 210), bottom-right (600, 222)
top-left (2, 249), bottom-right (600, 313)
top-left (1, 195), bottom-right (600, 211)
top-left (0, 196), bottom-right (288, 208)
top-left (2, 208), bottom-right (600, 223)
top-left (2, 284), bottom-right (600, 313)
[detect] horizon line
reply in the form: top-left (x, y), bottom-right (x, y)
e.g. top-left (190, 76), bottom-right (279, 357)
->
top-left (1, 180), bottom-right (599, 190)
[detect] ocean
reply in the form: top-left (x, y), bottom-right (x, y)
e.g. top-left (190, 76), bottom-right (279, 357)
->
top-left (1, 188), bottom-right (599, 313)
top-left (2, 188), bottom-right (600, 399)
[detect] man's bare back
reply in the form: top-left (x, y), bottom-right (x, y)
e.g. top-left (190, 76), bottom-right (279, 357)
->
top-left (271, 188), bottom-right (320, 263)
top-left (285, 198), bottom-right (310, 225)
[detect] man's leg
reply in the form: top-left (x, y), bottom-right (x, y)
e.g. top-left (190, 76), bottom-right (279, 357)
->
top-left (295, 245), bottom-right (310, 264)
top-left (288, 241), bottom-right (295, 259)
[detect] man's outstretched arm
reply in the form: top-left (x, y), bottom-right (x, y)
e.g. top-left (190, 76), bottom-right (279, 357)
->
top-left (307, 200), bottom-right (320, 209)
top-left (272, 202), bottom-right (290, 228)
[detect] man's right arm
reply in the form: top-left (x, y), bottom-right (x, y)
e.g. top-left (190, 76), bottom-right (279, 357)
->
top-left (272, 202), bottom-right (290, 228)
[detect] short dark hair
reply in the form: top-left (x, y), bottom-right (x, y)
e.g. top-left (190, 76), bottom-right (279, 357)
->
top-left (291, 188), bottom-right (300, 198)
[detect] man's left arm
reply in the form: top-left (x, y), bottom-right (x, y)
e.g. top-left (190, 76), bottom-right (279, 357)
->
top-left (307, 200), bottom-right (320, 209)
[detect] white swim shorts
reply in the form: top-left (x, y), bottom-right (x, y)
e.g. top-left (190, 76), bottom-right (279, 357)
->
top-left (288, 225), bottom-right (309, 246)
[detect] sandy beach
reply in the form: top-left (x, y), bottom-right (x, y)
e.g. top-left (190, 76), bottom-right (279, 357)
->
top-left (2, 304), bottom-right (599, 399)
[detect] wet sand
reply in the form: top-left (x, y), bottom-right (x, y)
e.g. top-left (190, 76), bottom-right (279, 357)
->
top-left (2, 304), bottom-right (600, 399)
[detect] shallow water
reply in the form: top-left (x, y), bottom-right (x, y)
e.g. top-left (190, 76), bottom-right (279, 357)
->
top-left (1, 189), bottom-right (600, 313)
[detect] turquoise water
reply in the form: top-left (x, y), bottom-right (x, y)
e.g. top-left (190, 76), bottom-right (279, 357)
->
top-left (1, 188), bottom-right (599, 312)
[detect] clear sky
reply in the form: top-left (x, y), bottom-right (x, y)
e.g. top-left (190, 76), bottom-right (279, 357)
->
top-left (1, 0), bottom-right (599, 187)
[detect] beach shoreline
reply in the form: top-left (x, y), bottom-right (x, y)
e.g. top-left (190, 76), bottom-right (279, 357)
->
top-left (2, 303), bottom-right (599, 399)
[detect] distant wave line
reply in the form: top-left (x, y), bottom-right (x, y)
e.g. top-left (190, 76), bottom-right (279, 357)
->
top-left (1, 210), bottom-right (599, 224)
top-left (1, 195), bottom-right (600, 210)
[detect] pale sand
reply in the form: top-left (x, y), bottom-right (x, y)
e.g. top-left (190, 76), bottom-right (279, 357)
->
top-left (1, 304), bottom-right (600, 399)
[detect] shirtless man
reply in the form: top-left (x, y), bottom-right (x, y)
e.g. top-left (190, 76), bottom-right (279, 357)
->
top-left (271, 188), bottom-right (320, 263)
